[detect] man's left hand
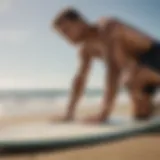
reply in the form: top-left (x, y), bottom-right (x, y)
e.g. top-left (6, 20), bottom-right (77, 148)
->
top-left (83, 114), bottom-right (107, 124)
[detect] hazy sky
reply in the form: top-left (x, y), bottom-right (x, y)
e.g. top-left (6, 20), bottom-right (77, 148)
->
top-left (0, 0), bottom-right (160, 89)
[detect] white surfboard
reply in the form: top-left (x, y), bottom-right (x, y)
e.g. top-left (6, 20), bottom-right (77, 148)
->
top-left (0, 115), bottom-right (159, 151)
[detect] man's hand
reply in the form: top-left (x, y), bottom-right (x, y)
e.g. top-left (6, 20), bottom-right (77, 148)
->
top-left (63, 111), bottom-right (75, 121)
top-left (62, 47), bottom-right (91, 122)
top-left (83, 114), bottom-right (107, 124)
top-left (50, 113), bottom-right (74, 123)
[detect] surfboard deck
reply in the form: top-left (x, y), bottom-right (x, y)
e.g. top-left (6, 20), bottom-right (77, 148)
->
top-left (0, 115), bottom-right (159, 153)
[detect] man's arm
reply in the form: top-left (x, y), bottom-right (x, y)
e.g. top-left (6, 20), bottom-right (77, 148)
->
top-left (100, 62), bottom-right (120, 119)
top-left (66, 48), bottom-right (91, 120)
top-left (100, 23), bottom-right (125, 120)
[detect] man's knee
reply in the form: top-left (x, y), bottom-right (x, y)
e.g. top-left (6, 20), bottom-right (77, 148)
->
top-left (143, 85), bottom-right (157, 95)
top-left (129, 89), bottom-right (154, 120)
top-left (126, 81), bottom-right (156, 97)
top-left (125, 76), bottom-right (156, 96)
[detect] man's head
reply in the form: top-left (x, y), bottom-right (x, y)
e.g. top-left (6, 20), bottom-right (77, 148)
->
top-left (53, 8), bottom-right (89, 44)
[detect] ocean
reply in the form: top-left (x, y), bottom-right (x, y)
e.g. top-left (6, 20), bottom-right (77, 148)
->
top-left (0, 89), bottom-right (159, 117)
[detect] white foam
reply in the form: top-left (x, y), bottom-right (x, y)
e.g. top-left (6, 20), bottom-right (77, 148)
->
top-left (0, 92), bottom-right (159, 117)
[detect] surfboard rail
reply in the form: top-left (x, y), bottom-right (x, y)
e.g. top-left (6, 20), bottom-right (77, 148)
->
top-left (0, 116), bottom-right (159, 154)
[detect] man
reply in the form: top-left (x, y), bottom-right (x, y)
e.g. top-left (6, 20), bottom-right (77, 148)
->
top-left (52, 8), bottom-right (160, 123)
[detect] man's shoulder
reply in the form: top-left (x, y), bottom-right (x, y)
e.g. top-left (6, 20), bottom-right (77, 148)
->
top-left (97, 17), bottom-right (123, 28)
top-left (97, 17), bottom-right (125, 39)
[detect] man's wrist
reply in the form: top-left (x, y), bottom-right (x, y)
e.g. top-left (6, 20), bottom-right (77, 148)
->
top-left (66, 105), bottom-right (75, 118)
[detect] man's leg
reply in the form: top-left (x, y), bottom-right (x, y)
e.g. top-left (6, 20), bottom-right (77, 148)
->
top-left (129, 89), bottom-right (153, 119)
top-left (126, 67), bottom-right (160, 119)
top-left (135, 67), bottom-right (160, 86)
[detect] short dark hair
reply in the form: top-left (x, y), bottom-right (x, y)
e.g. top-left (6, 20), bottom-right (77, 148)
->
top-left (54, 8), bottom-right (81, 26)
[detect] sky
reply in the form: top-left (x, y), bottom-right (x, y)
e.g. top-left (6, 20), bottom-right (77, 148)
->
top-left (0, 0), bottom-right (160, 89)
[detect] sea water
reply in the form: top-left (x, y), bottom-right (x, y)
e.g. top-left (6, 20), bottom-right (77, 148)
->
top-left (0, 89), bottom-right (159, 117)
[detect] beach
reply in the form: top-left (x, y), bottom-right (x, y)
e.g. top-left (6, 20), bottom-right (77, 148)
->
top-left (0, 90), bottom-right (159, 160)
top-left (1, 134), bottom-right (159, 160)
top-left (1, 0), bottom-right (160, 159)
top-left (0, 102), bottom-right (159, 160)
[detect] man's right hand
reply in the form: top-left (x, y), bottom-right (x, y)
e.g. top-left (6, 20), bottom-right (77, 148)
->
top-left (63, 112), bottom-right (74, 121)
top-left (52, 47), bottom-right (91, 123)
top-left (51, 115), bottom-right (72, 123)
top-left (51, 110), bottom-right (74, 123)
top-left (58, 47), bottom-right (91, 123)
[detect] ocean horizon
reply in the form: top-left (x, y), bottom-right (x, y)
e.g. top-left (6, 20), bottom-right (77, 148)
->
top-left (0, 88), bottom-right (159, 117)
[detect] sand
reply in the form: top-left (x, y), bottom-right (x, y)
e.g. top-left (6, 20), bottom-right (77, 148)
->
top-left (0, 104), bottom-right (159, 160)
top-left (0, 134), bottom-right (159, 160)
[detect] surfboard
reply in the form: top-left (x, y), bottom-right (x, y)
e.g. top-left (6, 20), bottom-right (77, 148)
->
top-left (0, 115), bottom-right (159, 153)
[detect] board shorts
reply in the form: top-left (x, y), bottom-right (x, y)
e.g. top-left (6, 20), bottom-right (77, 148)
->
top-left (138, 42), bottom-right (160, 95)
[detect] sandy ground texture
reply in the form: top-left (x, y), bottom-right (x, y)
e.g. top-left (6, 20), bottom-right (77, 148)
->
top-left (1, 102), bottom-right (160, 125)
top-left (0, 103), bottom-right (159, 160)
top-left (0, 134), bottom-right (159, 160)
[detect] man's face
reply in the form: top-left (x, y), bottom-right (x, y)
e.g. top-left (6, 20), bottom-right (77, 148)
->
top-left (56, 19), bottom-right (87, 44)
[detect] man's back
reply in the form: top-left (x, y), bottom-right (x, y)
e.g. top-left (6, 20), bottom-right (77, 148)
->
top-left (97, 18), bottom-right (153, 56)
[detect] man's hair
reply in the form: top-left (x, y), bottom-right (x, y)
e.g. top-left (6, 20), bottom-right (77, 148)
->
top-left (54, 8), bottom-right (82, 26)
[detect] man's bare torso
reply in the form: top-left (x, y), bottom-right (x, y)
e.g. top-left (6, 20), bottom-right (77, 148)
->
top-left (80, 18), bottom-right (153, 71)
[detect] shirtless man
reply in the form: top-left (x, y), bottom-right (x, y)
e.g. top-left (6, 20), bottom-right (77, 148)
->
top-left (52, 8), bottom-right (160, 123)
